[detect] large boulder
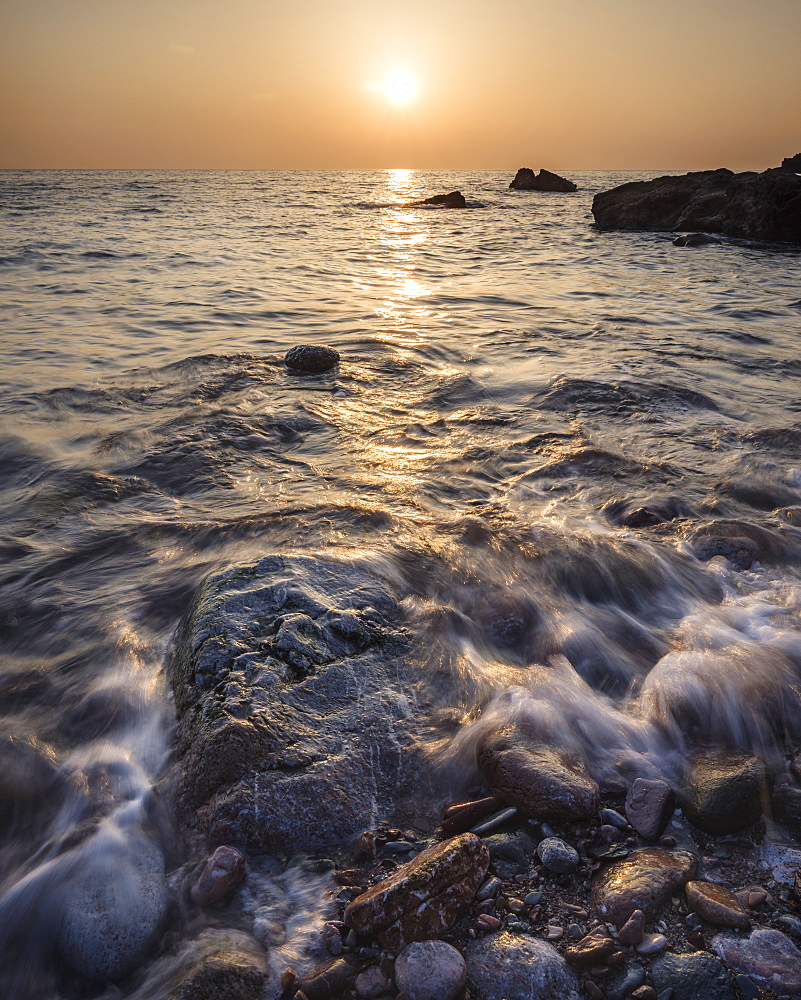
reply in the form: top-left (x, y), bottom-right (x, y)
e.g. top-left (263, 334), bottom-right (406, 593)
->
top-left (167, 553), bottom-right (428, 851)
top-left (592, 168), bottom-right (801, 242)
top-left (344, 833), bottom-right (489, 950)
top-left (477, 727), bottom-right (599, 823)
top-left (509, 168), bottom-right (578, 192)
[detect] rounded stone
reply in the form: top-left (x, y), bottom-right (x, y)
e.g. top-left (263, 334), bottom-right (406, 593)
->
top-left (466, 932), bottom-right (581, 1000)
top-left (395, 940), bottom-right (466, 1000)
top-left (284, 344), bottom-right (340, 373)
top-left (537, 837), bottom-right (580, 874)
top-left (191, 845), bottom-right (246, 905)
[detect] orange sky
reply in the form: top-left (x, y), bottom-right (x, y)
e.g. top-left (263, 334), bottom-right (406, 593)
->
top-left (1, 0), bottom-right (799, 169)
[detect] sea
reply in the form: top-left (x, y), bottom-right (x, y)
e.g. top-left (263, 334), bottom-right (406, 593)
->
top-left (1, 168), bottom-right (800, 997)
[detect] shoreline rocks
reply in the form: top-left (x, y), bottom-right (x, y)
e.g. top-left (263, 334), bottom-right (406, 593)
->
top-left (681, 752), bottom-right (769, 836)
top-left (592, 167), bottom-right (801, 242)
top-left (591, 848), bottom-right (698, 925)
top-left (509, 167), bottom-right (578, 192)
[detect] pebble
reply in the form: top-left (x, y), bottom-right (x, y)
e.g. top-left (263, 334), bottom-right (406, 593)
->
top-left (354, 831), bottom-right (376, 860)
top-left (600, 808), bottom-right (629, 829)
top-left (685, 880), bottom-right (749, 928)
top-left (747, 889), bottom-right (767, 907)
top-left (476, 876), bottom-right (502, 901)
top-left (190, 845), bottom-right (246, 905)
top-left (476, 913), bottom-right (501, 931)
top-left (734, 974), bottom-right (760, 1000)
top-left (585, 983), bottom-right (604, 1000)
top-left (567, 923), bottom-right (584, 939)
top-left (631, 988), bottom-right (657, 1000)
top-left (384, 841), bottom-right (415, 853)
top-left (564, 932), bottom-right (616, 965)
top-left (507, 897), bottom-right (525, 914)
top-left (546, 925), bottom-right (564, 940)
top-left (607, 962), bottom-right (646, 1000)
top-left (284, 344), bottom-right (340, 373)
top-left (777, 913), bottom-right (801, 937)
top-left (636, 932), bottom-right (667, 955)
top-left (322, 922), bottom-right (343, 955)
top-left (618, 908), bottom-right (646, 946)
top-left (523, 890), bottom-right (542, 906)
top-left (564, 903), bottom-right (588, 917)
top-left (470, 806), bottom-right (518, 835)
top-left (537, 837), bottom-right (580, 875)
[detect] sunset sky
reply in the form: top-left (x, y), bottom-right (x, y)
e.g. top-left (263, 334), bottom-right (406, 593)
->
top-left (2, 0), bottom-right (799, 170)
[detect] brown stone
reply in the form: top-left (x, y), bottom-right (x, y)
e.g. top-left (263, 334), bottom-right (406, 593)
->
top-left (681, 752), bottom-right (769, 836)
top-left (190, 846), bottom-right (246, 906)
top-left (565, 933), bottom-right (616, 966)
top-left (301, 958), bottom-right (358, 1000)
top-left (343, 833), bottom-right (489, 950)
top-left (625, 778), bottom-right (675, 841)
top-left (617, 908), bottom-right (646, 946)
top-left (591, 848), bottom-right (697, 926)
top-left (477, 727), bottom-right (599, 824)
top-left (441, 796), bottom-right (502, 836)
top-left (686, 881), bottom-right (750, 928)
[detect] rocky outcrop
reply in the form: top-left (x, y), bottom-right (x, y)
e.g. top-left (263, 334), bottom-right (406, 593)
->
top-left (415, 191), bottom-right (467, 208)
top-left (343, 833), bottom-right (489, 950)
top-left (782, 153), bottom-right (801, 172)
top-left (477, 727), bottom-right (599, 823)
top-left (681, 752), bottom-right (769, 835)
top-left (167, 553), bottom-right (428, 851)
top-left (591, 848), bottom-right (697, 925)
top-left (509, 168), bottom-right (578, 192)
top-left (284, 345), bottom-right (340, 373)
top-left (592, 168), bottom-right (801, 242)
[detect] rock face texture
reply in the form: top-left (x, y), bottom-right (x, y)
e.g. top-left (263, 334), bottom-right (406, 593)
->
top-left (465, 932), bottom-right (581, 1000)
top-left (681, 752), bottom-right (769, 836)
top-left (344, 833), bottom-right (489, 950)
top-left (477, 727), bottom-right (599, 823)
top-left (284, 344), bottom-right (340, 373)
top-left (167, 553), bottom-right (426, 851)
top-left (712, 928), bottom-right (801, 995)
top-left (591, 848), bottom-right (698, 925)
top-left (592, 168), bottom-right (801, 242)
top-left (509, 167), bottom-right (578, 192)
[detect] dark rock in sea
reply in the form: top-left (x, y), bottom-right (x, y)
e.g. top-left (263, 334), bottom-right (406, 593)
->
top-left (395, 940), bottom-right (466, 1000)
top-left (712, 928), bottom-right (801, 995)
top-left (591, 848), bottom-right (698, 925)
top-left (416, 191), bottom-right (466, 208)
top-left (782, 152), bottom-right (801, 172)
top-left (284, 344), bottom-right (340, 373)
top-left (58, 829), bottom-right (168, 981)
top-left (681, 752), bottom-right (769, 836)
top-left (625, 778), bottom-right (675, 841)
top-left (672, 232), bottom-right (722, 246)
top-left (685, 880), bottom-right (750, 928)
top-left (688, 518), bottom-right (798, 569)
top-left (465, 932), bottom-right (581, 1000)
top-left (171, 932), bottom-right (268, 1000)
top-left (509, 167), bottom-right (578, 192)
top-left (190, 845), bottom-right (246, 906)
top-left (343, 833), bottom-right (489, 950)
top-left (592, 168), bottom-right (801, 242)
top-left (651, 950), bottom-right (736, 1000)
top-left (477, 726), bottom-right (599, 823)
top-left (167, 553), bottom-right (426, 852)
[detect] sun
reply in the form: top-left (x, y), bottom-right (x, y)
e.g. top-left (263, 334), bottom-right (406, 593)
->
top-left (383, 70), bottom-right (417, 105)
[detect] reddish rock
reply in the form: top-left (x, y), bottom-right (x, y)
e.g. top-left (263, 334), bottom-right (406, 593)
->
top-left (441, 795), bottom-right (502, 836)
top-left (618, 908), bottom-right (646, 946)
top-left (565, 933), bottom-right (617, 966)
top-left (477, 727), bottom-right (599, 824)
top-left (686, 881), bottom-right (750, 928)
top-left (343, 833), bottom-right (489, 950)
top-left (191, 846), bottom-right (246, 905)
top-left (301, 957), bottom-right (358, 1000)
top-left (625, 778), bottom-right (675, 841)
top-left (591, 848), bottom-right (697, 926)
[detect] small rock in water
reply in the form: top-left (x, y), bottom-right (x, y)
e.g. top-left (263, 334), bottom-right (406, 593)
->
top-left (685, 880), bottom-right (750, 928)
top-left (537, 837), bottom-right (579, 874)
top-left (284, 344), bottom-right (340, 373)
top-left (191, 845), bottom-right (246, 905)
top-left (672, 232), bottom-right (721, 246)
top-left (625, 778), bottom-right (675, 841)
top-left (394, 940), bottom-right (466, 1000)
top-left (681, 753), bottom-right (768, 836)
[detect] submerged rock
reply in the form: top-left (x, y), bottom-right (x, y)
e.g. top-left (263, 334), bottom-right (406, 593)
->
top-left (465, 932), bottom-right (581, 1000)
top-left (395, 940), bottom-right (466, 1000)
top-left (682, 752), bottom-right (769, 836)
top-left (344, 833), bottom-right (489, 950)
top-left (477, 726), bottom-right (599, 823)
top-left (509, 167), bottom-right (578, 192)
top-left (592, 167), bottom-right (801, 242)
top-left (191, 846), bottom-right (246, 906)
top-left (590, 848), bottom-right (697, 925)
top-left (58, 829), bottom-right (168, 981)
top-left (415, 191), bottom-right (466, 208)
top-left (169, 930), bottom-right (269, 1000)
top-left (284, 344), bottom-right (340, 373)
top-left (167, 553), bottom-right (425, 851)
top-left (712, 928), bottom-right (801, 995)
top-left (673, 232), bottom-right (722, 246)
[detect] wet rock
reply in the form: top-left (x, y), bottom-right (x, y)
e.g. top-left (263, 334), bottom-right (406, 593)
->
top-left (712, 928), bottom-right (801, 996)
top-left (483, 828), bottom-right (539, 879)
top-left (681, 752), bottom-right (768, 836)
top-left (685, 880), bottom-right (749, 928)
top-left (625, 778), bottom-right (675, 841)
top-left (284, 344), bottom-right (340, 373)
top-left (191, 846), bottom-right (246, 905)
top-left (0, 733), bottom-right (59, 808)
top-left (168, 554), bottom-right (423, 852)
top-left (651, 951), bottom-right (736, 1000)
top-left (416, 191), bottom-right (466, 208)
top-left (344, 833), bottom-right (489, 950)
top-left (688, 518), bottom-right (793, 568)
top-left (607, 963), bottom-right (646, 1000)
top-left (395, 940), bottom-right (466, 1000)
top-left (509, 167), bottom-right (578, 192)
top-left (672, 233), bottom-right (721, 246)
top-left (466, 931), bottom-right (581, 1000)
top-left (565, 931), bottom-right (617, 966)
top-left (354, 965), bottom-right (390, 998)
top-left (58, 829), bottom-right (168, 981)
top-left (537, 836), bottom-right (580, 874)
top-left (591, 848), bottom-right (697, 925)
top-left (592, 167), bottom-right (801, 243)
top-left (301, 957), bottom-right (357, 1000)
top-left (477, 727), bottom-right (599, 823)
top-left (636, 932), bottom-right (667, 955)
top-left (171, 935), bottom-right (267, 1000)
top-left (441, 795), bottom-right (502, 836)
top-left (618, 908), bottom-right (646, 946)
top-left (772, 783), bottom-right (801, 829)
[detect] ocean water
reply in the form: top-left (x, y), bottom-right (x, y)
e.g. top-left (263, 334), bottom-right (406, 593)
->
top-left (1, 168), bottom-right (801, 996)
